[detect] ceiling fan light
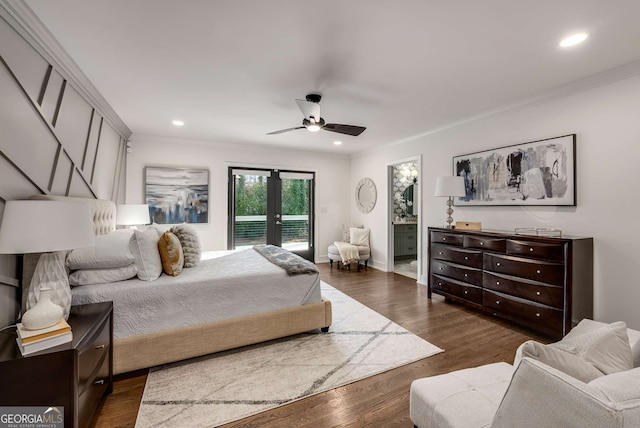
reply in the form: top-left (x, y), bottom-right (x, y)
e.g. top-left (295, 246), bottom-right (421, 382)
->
top-left (307, 124), bottom-right (321, 132)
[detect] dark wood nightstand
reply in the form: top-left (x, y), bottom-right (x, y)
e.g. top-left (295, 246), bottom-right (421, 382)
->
top-left (0, 302), bottom-right (113, 428)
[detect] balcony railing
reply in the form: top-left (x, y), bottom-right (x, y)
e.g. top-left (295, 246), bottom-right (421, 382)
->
top-left (234, 215), bottom-right (309, 247)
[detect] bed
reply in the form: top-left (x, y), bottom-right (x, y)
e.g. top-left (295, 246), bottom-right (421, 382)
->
top-left (22, 195), bottom-right (332, 374)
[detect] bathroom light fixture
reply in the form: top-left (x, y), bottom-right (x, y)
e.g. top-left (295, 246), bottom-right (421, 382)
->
top-left (559, 33), bottom-right (588, 47)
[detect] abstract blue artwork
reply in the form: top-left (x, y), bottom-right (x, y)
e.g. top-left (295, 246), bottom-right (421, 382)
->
top-left (145, 167), bottom-right (209, 223)
top-left (453, 134), bottom-right (576, 206)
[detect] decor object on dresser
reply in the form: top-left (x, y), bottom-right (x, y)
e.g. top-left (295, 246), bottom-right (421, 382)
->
top-left (355, 177), bottom-right (377, 213)
top-left (16, 315), bottom-right (72, 355)
top-left (0, 200), bottom-right (94, 320)
top-left (410, 319), bottom-right (640, 428)
top-left (0, 302), bottom-right (113, 428)
top-left (19, 287), bottom-right (63, 331)
top-left (428, 227), bottom-right (593, 339)
top-left (145, 166), bottom-right (209, 224)
top-left (453, 134), bottom-right (576, 206)
top-left (116, 203), bottom-right (150, 228)
top-left (434, 176), bottom-right (466, 228)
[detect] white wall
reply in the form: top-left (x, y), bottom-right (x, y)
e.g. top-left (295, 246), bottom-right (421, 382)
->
top-left (350, 73), bottom-right (640, 329)
top-left (126, 135), bottom-right (351, 260)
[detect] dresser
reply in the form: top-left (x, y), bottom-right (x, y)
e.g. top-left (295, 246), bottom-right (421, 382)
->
top-left (394, 223), bottom-right (418, 257)
top-left (0, 302), bottom-right (113, 428)
top-left (428, 227), bottom-right (593, 339)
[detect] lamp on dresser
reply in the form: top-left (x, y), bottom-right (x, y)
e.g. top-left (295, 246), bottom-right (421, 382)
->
top-left (0, 200), bottom-right (94, 321)
top-left (434, 176), bottom-right (466, 229)
top-left (116, 203), bottom-right (150, 229)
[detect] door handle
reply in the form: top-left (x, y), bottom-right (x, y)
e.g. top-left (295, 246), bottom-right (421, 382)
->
top-left (275, 221), bottom-right (282, 225)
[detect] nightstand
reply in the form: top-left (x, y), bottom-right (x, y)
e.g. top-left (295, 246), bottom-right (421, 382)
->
top-left (0, 302), bottom-right (113, 428)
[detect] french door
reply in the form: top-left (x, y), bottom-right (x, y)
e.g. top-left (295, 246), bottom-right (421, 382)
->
top-left (228, 167), bottom-right (315, 261)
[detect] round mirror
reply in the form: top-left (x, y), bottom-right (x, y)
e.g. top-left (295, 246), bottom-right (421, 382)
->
top-left (403, 184), bottom-right (414, 216)
top-left (355, 177), bottom-right (377, 213)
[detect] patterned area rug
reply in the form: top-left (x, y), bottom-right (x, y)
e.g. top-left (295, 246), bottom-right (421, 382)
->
top-left (135, 282), bottom-right (443, 427)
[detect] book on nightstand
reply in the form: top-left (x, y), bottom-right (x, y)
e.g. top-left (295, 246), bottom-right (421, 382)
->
top-left (16, 319), bottom-right (73, 355)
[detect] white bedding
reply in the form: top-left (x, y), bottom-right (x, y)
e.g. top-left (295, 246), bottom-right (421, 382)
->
top-left (71, 248), bottom-right (321, 339)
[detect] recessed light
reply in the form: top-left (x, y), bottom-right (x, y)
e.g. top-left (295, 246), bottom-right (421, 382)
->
top-left (333, 141), bottom-right (342, 146)
top-left (172, 120), bottom-right (184, 126)
top-left (559, 33), bottom-right (588, 47)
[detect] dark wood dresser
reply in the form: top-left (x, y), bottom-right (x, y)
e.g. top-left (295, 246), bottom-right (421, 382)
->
top-left (428, 227), bottom-right (593, 339)
top-left (0, 302), bottom-right (113, 428)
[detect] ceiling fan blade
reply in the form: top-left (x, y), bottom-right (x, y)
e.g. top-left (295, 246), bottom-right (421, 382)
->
top-left (266, 126), bottom-right (305, 135)
top-left (323, 123), bottom-right (366, 136)
top-left (295, 99), bottom-right (321, 121)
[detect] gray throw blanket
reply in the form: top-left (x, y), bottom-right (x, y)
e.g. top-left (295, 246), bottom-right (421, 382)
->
top-left (253, 245), bottom-right (319, 275)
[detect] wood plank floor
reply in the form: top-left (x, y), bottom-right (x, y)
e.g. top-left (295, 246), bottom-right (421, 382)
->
top-left (91, 263), bottom-right (548, 428)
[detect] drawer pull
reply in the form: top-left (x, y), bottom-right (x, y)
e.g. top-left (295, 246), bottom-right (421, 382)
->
top-left (95, 344), bottom-right (105, 350)
top-left (496, 300), bottom-right (500, 304)
top-left (496, 262), bottom-right (501, 267)
top-left (496, 281), bottom-right (500, 285)
top-left (464, 273), bottom-right (468, 277)
top-left (443, 237), bottom-right (447, 241)
top-left (480, 242), bottom-right (484, 246)
top-left (529, 248), bottom-right (534, 252)
top-left (536, 313), bottom-right (541, 317)
top-left (94, 379), bottom-right (105, 385)
top-left (464, 290), bottom-right (468, 295)
top-left (438, 282), bottom-right (442, 286)
top-left (536, 291), bottom-right (541, 296)
top-left (536, 270), bottom-right (541, 274)
top-left (438, 252), bottom-right (443, 255)
top-left (439, 267), bottom-right (444, 270)
top-left (464, 256), bottom-right (468, 260)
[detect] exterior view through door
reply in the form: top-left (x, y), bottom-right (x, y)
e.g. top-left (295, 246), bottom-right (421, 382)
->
top-left (228, 168), bottom-right (315, 261)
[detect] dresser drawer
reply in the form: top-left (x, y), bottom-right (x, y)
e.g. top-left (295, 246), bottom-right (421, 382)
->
top-left (78, 354), bottom-right (110, 426)
top-left (483, 253), bottom-right (565, 285)
top-left (431, 231), bottom-right (463, 246)
top-left (506, 239), bottom-right (566, 261)
top-left (463, 236), bottom-right (506, 252)
top-left (483, 272), bottom-right (564, 309)
top-left (483, 289), bottom-right (563, 335)
top-left (431, 275), bottom-right (482, 305)
top-left (78, 315), bottom-right (110, 394)
top-left (431, 259), bottom-right (482, 286)
top-left (431, 244), bottom-right (483, 268)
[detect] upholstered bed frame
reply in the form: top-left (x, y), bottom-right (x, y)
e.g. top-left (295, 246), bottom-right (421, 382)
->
top-left (23, 195), bottom-right (332, 374)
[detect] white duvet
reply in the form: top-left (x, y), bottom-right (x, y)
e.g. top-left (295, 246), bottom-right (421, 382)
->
top-left (71, 248), bottom-right (321, 338)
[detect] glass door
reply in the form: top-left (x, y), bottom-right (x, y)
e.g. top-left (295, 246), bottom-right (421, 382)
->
top-left (228, 168), bottom-right (315, 261)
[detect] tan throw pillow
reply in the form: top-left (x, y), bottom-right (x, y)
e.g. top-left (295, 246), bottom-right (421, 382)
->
top-left (519, 340), bottom-right (604, 383)
top-left (158, 231), bottom-right (184, 276)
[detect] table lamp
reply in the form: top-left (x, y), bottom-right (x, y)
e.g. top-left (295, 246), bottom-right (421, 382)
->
top-left (116, 204), bottom-right (150, 228)
top-left (0, 200), bottom-right (94, 322)
top-left (435, 176), bottom-right (466, 228)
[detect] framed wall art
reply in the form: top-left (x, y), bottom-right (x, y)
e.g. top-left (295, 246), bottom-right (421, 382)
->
top-left (145, 166), bottom-right (209, 223)
top-left (453, 134), bottom-right (576, 206)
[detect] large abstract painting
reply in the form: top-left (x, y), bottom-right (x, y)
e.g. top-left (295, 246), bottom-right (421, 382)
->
top-left (453, 134), bottom-right (576, 206)
top-left (145, 167), bottom-right (209, 223)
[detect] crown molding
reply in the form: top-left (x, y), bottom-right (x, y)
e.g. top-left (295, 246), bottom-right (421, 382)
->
top-left (0, 0), bottom-right (131, 138)
top-left (352, 59), bottom-right (640, 159)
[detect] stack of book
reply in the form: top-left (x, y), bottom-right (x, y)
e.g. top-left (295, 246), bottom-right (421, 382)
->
top-left (16, 319), bottom-right (73, 356)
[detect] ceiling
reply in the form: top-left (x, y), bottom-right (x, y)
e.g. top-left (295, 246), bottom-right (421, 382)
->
top-left (23, 0), bottom-right (640, 155)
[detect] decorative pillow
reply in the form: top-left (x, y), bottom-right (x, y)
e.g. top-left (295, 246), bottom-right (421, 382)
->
top-left (170, 224), bottom-right (201, 268)
top-left (69, 263), bottom-right (137, 286)
top-left (342, 224), bottom-right (363, 243)
top-left (158, 231), bottom-right (184, 276)
top-left (129, 227), bottom-right (162, 281)
top-left (67, 229), bottom-right (134, 269)
top-left (518, 340), bottom-right (604, 383)
top-left (350, 227), bottom-right (370, 246)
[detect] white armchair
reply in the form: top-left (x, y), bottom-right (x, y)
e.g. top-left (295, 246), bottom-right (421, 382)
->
top-left (410, 320), bottom-right (640, 428)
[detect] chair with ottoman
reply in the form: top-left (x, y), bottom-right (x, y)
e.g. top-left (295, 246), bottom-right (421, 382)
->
top-left (410, 319), bottom-right (640, 428)
top-left (328, 225), bottom-right (370, 270)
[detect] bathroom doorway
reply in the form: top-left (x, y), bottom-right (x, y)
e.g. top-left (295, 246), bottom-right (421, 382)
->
top-left (387, 157), bottom-right (421, 280)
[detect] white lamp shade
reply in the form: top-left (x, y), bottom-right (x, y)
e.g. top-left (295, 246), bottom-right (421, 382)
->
top-left (0, 200), bottom-right (95, 254)
top-left (116, 204), bottom-right (150, 226)
top-left (435, 176), bottom-right (466, 197)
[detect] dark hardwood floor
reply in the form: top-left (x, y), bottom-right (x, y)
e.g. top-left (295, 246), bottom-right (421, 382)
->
top-left (91, 263), bottom-right (547, 428)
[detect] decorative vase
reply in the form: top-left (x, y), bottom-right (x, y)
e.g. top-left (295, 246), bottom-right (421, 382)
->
top-left (21, 286), bottom-right (64, 330)
top-left (27, 252), bottom-right (72, 320)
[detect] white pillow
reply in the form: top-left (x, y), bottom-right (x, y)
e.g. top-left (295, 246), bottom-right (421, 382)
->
top-left (129, 227), bottom-right (162, 281)
top-left (518, 340), bottom-right (604, 383)
top-left (67, 229), bottom-right (134, 270)
top-left (69, 263), bottom-right (137, 286)
top-left (350, 227), bottom-right (370, 246)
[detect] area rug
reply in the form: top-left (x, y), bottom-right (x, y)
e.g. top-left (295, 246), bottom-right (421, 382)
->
top-left (135, 281), bottom-right (443, 427)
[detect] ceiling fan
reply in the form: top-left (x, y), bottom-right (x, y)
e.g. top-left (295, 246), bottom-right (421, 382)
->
top-left (267, 94), bottom-right (366, 136)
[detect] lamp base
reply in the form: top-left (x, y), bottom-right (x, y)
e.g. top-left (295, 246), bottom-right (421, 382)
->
top-left (26, 252), bottom-right (71, 320)
top-left (444, 197), bottom-right (455, 229)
